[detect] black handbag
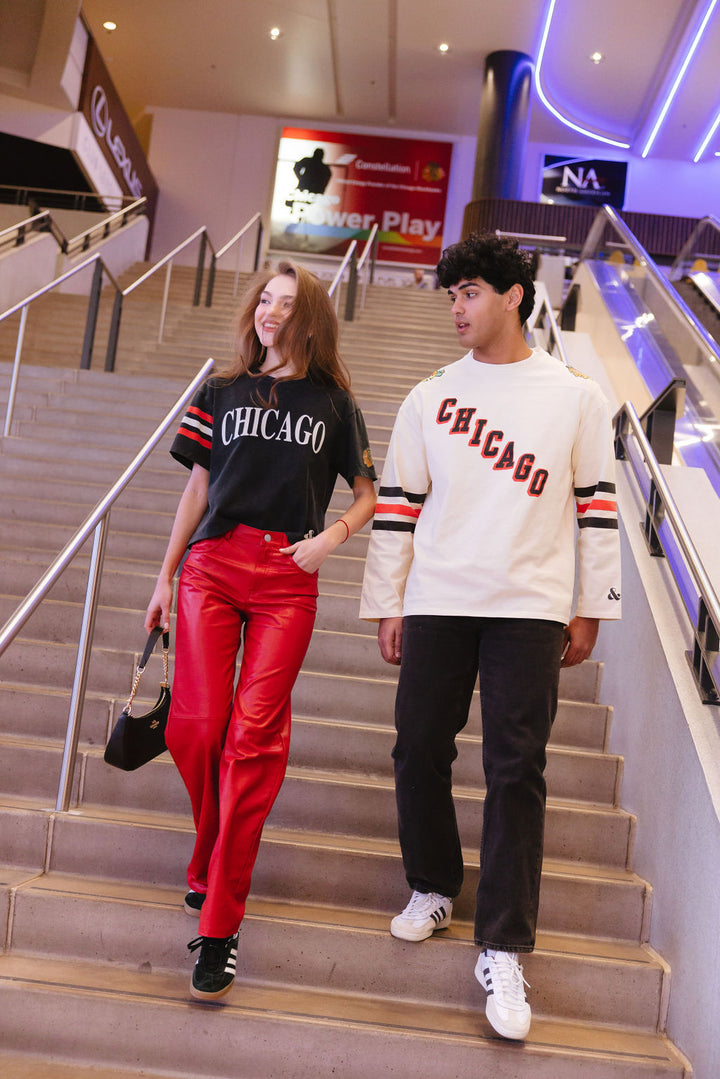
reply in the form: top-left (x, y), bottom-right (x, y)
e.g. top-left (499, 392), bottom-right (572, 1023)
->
top-left (104, 627), bottom-right (171, 771)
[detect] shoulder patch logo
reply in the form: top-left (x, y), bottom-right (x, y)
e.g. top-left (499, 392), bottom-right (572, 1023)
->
top-left (363, 447), bottom-right (374, 469)
top-left (423, 368), bottom-right (446, 382)
top-left (567, 365), bottom-right (592, 381)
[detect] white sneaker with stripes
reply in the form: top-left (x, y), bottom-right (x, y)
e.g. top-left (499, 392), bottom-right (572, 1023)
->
top-left (475, 948), bottom-right (531, 1040)
top-left (390, 890), bottom-right (453, 941)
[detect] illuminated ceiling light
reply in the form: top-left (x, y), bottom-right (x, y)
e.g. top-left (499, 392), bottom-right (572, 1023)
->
top-left (535, 0), bottom-right (630, 149)
top-left (438, 43), bottom-right (450, 53)
top-left (102, 21), bottom-right (117, 31)
top-left (694, 104), bottom-right (720, 162)
top-left (269, 27), bottom-right (281, 40)
top-left (641, 0), bottom-right (719, 158)
top-left (590, 52), bottom-right (604, 64)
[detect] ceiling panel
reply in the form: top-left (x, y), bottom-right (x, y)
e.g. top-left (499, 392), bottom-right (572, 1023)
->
top-left (539, 0), bottom-right (688, 141)
top-left (73, 0), bottom-right (720, 161)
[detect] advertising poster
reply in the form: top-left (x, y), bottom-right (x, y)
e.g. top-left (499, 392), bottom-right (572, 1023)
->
top-left (79, 38), bottom-right (158, 217)
top-left (541, 155), bottom-right (627, 209)
top-left (270, 127), bottom-right (452, 265)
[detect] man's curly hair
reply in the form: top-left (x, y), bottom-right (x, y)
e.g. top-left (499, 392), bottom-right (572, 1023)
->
top-left (436, 232), bottom-right (536, 325)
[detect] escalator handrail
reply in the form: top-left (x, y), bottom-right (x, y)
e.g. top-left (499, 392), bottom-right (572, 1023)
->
top-left (669, 214), bottom-right (720, 280)
top-left (575, 205), bottom-right (720, 371)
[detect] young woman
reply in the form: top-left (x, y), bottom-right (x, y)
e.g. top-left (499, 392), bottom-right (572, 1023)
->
top-left (145, 260), bottom-right (377, 1001)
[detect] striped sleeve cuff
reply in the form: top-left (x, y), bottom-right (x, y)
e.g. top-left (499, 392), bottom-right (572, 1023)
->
top-left (575, 481), bottom-right (618, 530)
top-left (371, 485), bottom-right (426, 533)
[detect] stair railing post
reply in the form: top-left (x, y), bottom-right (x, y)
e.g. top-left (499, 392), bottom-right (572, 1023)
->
top-left (232, 235), bottom-right (244, 299)
top-left (105, 290), bottom-right (124, 372)
top-left (56, 514), bottom-right (110, 812)
top-left (158, 260), bottom-right (173, 342)
top-left (369, 231), bottom-right (378, 284)
top-left (253, 220), bottom-right (264, 272)
top-left (205, 252), bottom-right (217, 308)
top-left (343, 250), bottom-right (358, 322)
top-left (193, 231), bottom-right (207, 306)
top-left (80, 258), bottom-right (104, 370)
top-left (2, 305), bottom-right (28, 437)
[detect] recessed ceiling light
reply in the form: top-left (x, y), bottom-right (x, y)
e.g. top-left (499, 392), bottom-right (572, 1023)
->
top-left (438, 43), bottom-right (450, 53)
top-left (103, 21), bottom-right (117, 32)
top-left (269, 27), bottom-right (281, 40)
top-left (590, 51), bottom-right (603, 64)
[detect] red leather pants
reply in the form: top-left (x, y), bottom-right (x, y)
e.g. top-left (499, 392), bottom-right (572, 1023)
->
top-left (165, 523), bottom-right (317, 937)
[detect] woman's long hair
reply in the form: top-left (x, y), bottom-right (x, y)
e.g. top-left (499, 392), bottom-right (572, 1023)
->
top-left (218, 260), bottom-right (351, 403)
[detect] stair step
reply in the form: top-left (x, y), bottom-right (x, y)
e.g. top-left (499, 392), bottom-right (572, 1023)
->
top-left (5, 879), bottom-right (665, 1030)
top-left (0, 269), bottom-right (690, 1076)
top-left (0, 954), bottom-right (687, 1079)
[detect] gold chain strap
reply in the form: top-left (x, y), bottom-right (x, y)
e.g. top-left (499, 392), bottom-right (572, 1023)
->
top-left (161, 640), bottom-right (170, 687)
top-left (123, 663), bottom-right (144, 716)
top-left (123, 637), bottom-right (170, 715)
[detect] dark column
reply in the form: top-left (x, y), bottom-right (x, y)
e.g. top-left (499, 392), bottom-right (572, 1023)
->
top-left (472, 50), bottom-right (534, 201)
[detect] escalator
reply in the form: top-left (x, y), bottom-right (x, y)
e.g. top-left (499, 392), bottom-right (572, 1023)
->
top-left (561, 205), bottom-right (720, 497)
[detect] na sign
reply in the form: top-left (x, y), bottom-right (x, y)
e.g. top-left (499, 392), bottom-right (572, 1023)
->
top-left (541, 155), bottom-right (627, 209)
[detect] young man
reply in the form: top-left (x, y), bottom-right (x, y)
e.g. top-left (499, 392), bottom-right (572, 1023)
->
top-left (360, 233), bottom-right (621, 1041)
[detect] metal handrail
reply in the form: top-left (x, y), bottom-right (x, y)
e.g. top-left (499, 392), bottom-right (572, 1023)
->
top-left (326, 227), bottom-right (380, 321)
top-left (1, 253), bottom-right (120, 436)
top-left (356, 223), bottom-right (379, 275)
top-left (575, 205), bottom-right (720, 375)
top-left (356, 223), bottom-right (379, 310)
top-left (669, 215), bottom-right (720, 280)
top-left (0, 210), bottom-right (52, 249)
top-left (496, 229), bottom-right (568, 246)
top-left (614, 398), bottom-right (720, 703)
top-left (527, 293), bottom-right (569, 366)
top-left (64, 197), bottom-right (147, 256)
top-left (328, 241), bottom-right (358, 312)
top-left (0, 183), bottom-right (134, 212)
top-left (0, 358), bottom-right (215, 810)
top-left (105, 226), bottom-right (210, 370)
top-left (205, 211), bottom-right (263, 306)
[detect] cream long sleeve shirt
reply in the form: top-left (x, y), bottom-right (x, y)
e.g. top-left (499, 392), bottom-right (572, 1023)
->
top-left (360, 348), bottom-right (621, 625)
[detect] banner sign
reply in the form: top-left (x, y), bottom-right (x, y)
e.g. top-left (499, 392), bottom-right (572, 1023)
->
top-left (541, 155), bottom-right (627, 209)
top-left (79, 38), bottom-right (158, 216)
top-left (270, 127), bottom-right (452, 265)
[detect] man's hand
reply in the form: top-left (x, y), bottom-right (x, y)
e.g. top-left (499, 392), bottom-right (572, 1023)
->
top-left (561, 616), bottom-right (600, 667)
top-left (378, 616), bottom-right (403, 665)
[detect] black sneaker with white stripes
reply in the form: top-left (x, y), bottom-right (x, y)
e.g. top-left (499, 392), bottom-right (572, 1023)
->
top-left (390, 889), bottom-right (453, 941)
top-left (184, 890), bottom-right (206, 917)
top-left (188, 933), bottom-right (239, 1000)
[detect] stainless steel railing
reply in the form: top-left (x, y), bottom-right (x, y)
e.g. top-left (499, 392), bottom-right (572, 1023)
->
top-left (1, 253), bottom-right (120, 436)
top-left (669, 215), bottom-right (720, 280)
top-left (0, 210), bottom-right (53, 251)
top-left (327, 225), bottom-right (379, 321)
top-left (526, 291), bottom-right (569, 366)
top-left (105, 210), bottom-right (264, 369)
top-left (204, 212), bottom-right (263, 306)
top-left (0, 358), bottom-right (215, 811)
top-left (614, 393), bottom-right (720, 704)
top-left (62, 198), bottom-right (147, 256)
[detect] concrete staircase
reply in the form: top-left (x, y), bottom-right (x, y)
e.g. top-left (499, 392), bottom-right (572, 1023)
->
top-left (0, 271), bottom-right (691, 1076)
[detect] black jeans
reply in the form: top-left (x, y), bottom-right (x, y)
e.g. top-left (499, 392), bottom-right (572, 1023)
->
top-left (393, 615), bottom-right (564, 953)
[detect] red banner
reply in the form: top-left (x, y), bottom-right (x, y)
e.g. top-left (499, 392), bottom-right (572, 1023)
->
top-left (270, 127), bottom-right (452, 266)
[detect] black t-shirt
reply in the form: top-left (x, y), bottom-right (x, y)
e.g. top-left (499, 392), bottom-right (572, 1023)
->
top-left (171, 374), bottom-right (377, 545)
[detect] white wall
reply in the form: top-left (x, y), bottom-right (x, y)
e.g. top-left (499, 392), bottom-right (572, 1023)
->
top-left (568, 330), bottom-right (720, 1079)
top-left (0, 233), bottom-right (57, 313)
top-left (593, 471), bottom-right (720, 1079)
